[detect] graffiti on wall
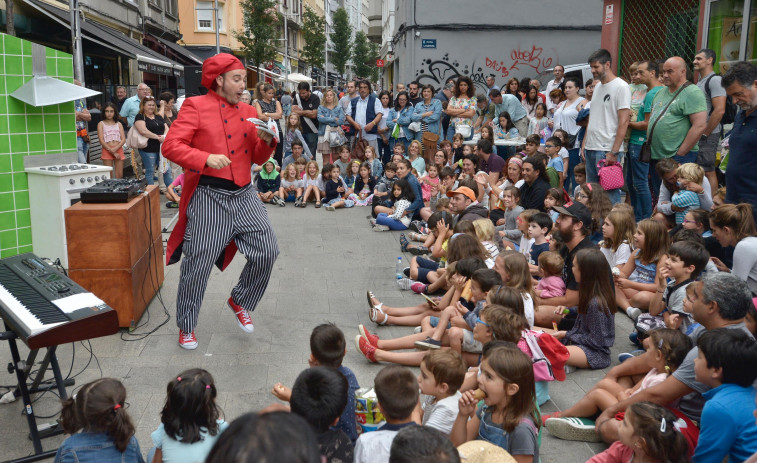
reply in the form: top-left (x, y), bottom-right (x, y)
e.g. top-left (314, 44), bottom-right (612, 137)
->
top-left (415, 44), bottom-right (559, 94)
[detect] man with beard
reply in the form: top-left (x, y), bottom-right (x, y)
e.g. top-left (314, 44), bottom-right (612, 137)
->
top-left (407, 81), bottom-right (422, 107)
top-left (446, 186), bottom-right (489, 226)
top-left (533, 201), bottom-right (595, 327)
top-left (519, 155), bottom-right (550, 212)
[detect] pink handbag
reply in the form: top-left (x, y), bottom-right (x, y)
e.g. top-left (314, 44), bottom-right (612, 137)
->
top-left (597, 159), bottom-right (624, 190)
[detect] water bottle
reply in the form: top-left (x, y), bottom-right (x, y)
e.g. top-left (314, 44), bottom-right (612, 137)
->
top-left (395, 256), bottom-right (403, 279)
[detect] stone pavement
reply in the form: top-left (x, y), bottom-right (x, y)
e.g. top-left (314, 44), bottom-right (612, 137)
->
top-left (0, 192), bottom-right (639, 462)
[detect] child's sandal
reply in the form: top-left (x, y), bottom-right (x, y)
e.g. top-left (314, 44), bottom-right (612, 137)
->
top-left (369, 304), bottom-right (388, 325)
top-left (315, 201), bottom-right (321, 208)
top-left (366, 290), bottom-right (377, 311)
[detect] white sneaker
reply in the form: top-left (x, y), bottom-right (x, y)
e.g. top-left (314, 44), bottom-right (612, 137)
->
top-left (373, 225), bottom-right (390, 232)
top-left (626, 307), bottom-right (642, 321)
top-left (397, 278), bottom-right (414, 290)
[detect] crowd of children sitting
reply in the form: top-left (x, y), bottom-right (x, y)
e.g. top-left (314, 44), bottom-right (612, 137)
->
top-left (51, 136), bottom-right (757, 463)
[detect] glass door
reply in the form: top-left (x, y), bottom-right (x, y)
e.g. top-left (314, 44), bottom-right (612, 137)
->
top-left (704, 0), bottom-right (751, 71)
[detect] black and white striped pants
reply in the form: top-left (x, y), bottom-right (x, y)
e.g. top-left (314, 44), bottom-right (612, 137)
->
top-left (176, 184), bottom-right (279, 333)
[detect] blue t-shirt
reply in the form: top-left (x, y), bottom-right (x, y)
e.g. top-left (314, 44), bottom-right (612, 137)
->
top-left (694, 384), bottom-right (757, 462)
top-left (547, 156), bottom-right (563, 173)
top-left (337, 365), bottom-right (360, 442)
top-left (152, 420), bottom-right (228, 463)
top-left (529, 242), bottom-right (550, 266)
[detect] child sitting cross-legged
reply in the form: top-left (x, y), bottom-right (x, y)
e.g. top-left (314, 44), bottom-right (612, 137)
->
top-left (289, 367), bottom-right (354, 463)
top-left (301, 160), bottom-right (321, 208)
top-left (634, 241), bottom-right (709, 344)
top-left (417, 350), bottom-right (466, 435)
top-left (353, 366), bottom-right (419, 463)
top-left (272, 323), bottom-right (359, 442)
top-left (414, 268), bottom-right (502, 350)
top-left (56, 378), bottom-right (144, 463)
top-left (372, 178), bottom-right (415, 232)
top-left (256, 159), bottom-right (281, 205)
top-left (535, 251), bottom-right (566, 300)
top-left (544, 328), bottom-right (691, 443)
top-left (527, 212), bottom-right (552, 275)
top-left (148, 369), bottom-right (227, 463)
top-left (324, 164), bottom-right (355, 211)
top-left (451, 344), bottom-right (541, 461)
top-left (692, 328), bottom-right (757, 462)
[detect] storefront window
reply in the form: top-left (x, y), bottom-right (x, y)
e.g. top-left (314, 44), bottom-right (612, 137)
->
top-left (706, 0), bottom-right (748, 71)
top-left (747, 1), bottom-right (757, 64)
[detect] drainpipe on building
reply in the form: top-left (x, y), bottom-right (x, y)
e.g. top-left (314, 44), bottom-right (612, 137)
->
top-left (69, 0), bottom-right (84, 84)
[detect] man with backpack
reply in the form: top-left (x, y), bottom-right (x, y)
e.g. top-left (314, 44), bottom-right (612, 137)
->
top-left (694, 49), bottom-right (735, 196)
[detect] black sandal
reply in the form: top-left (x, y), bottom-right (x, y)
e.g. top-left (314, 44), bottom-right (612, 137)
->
top-left (315, 201), bottom-right (321, 208)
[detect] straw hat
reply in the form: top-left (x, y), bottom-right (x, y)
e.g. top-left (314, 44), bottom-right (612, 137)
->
top-left (456, 440), bottom-right (517, 463)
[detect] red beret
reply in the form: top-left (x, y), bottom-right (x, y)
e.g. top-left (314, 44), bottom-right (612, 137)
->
top-left (202, 53), bottom-right (245, 90)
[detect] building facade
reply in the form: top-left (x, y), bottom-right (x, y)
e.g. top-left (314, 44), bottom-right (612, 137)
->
top-left (388, 0), bottom-right (602, 94)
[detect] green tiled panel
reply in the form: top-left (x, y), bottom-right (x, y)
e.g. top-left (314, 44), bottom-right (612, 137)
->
top-left (13, 191), bottom-right (28, 210)
top-left (0, 192), bottom-right (12, 211)
top-left (15, 208), bottom-right (29, 228)
top-left (9, 114), bottom-right (25, 133)
top-left (1, 248), bottom-right (18, 258)
top-left (46, 133), bottom-right (61, 152)
top-left (28, 134), bottom-right (44, 153)
top-left (0, 153), bottom-right (9, 170)
top-left (5, 55), bottom-right (22, 76)
top-left (61, 134), bottom-right (75, 151)
top-left (21, 39), bottom-right (31, 56)
top-left (45, 57), bottom-right (57, 76)
top-left (0, 211), bottom-right (15, 230)
top-left (0, 97), bottom-right (8, 116)
top-left (43, 114), bottom-right (60, 132)
top-left (12, 173), bottom-right (26, 190)
top-left (22, 56), bottom-right (32, 75)
top-left (10, 134), bottom-right (27, 152)
top-left (4, 35), bottom-right (21, 55)
top-left (6, 96), bottom-right (24, 115)
top-left (0, 173), bottom-right (12, 192)
top-left (10, 153), bottom-right (24, 169)
top-left (0, 229), bottom-right (17, 248)
top-left (18, 244), bottom-right (32, 253)
top-left (25, 104), bottom-right (41, 115)
top-left (27, 115), bottom-right (42, 132)
top-left (17, 227), bottom-right (31, 247)
top-left (0, 116), bottom-right (7, 135)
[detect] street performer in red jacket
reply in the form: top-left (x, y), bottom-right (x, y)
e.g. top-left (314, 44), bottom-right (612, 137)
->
top-left (162, 53), bottom-right (278, 349)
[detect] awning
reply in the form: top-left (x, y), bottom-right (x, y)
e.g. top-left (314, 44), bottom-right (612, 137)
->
top-left (152, 35), bottom-right (204, 65)
top-left (247, 65), bottom-right (281, 79)
top-left (22, 0), bottom-right (184, 77)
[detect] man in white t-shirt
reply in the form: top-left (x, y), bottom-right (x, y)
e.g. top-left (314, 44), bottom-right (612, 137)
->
top-left (583, 48), bottom-right (631, 204)
top-left (545, 65), bottom-right (565, 111)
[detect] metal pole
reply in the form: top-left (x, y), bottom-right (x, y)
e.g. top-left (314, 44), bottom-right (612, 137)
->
top-left (284, 7), bottom-right (289, 90)
top-left (214, 0), bottom-right (220, 54)
top-left (69, 0), bottom-right (84, 84)
top-left (324, 23), bottom-right (328, 87)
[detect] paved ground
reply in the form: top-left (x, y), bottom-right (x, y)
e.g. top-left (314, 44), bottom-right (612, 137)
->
top-left (0, 188), bottom-right (639, 462)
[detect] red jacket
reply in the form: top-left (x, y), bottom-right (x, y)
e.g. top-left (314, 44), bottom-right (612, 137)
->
top-left (161, 90), bottom-right (276, 268)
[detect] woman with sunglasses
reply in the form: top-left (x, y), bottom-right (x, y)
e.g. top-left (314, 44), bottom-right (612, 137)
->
top-left (134, 95), bottom-right (171, 186)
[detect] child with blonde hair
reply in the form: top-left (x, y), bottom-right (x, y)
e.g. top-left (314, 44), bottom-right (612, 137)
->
top-left (363, 145), bottom-right (383, 178)
top-left (473, 218), bottom-right (499, 268)
top-left (601, 209), bottom-right (636, 270)
top-left (420, 164), bottom-right (441, 206)
top-left (301, 160), bottom-right (321, 207)
top-left (672, 163), bottom-right (704, 225)
top-left (535, 251), bottom-right (566, 299)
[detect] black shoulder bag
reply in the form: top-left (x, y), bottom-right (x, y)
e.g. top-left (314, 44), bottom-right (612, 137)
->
top-left (640, 82), bottom-right (690, 163)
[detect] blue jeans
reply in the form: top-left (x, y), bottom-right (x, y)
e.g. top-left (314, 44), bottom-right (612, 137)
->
top-left (627, 144), bottom-right (652, 221)
top-left (77, 136), bottom-right (89, 163)
top-left (378, 136), bottom-right (391, 164)
top-left (138, 149), bottom-right (158, 185)
top-left (585, 149), bottom-right (624, 204)
top-left (303, 132), bottom-right (318, 159)
top-left (567, 148), bottom-right (581, 192)
top-left (376, 213), bottom-right (408, 230)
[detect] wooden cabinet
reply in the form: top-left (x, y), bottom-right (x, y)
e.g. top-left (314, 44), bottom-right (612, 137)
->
top-left (65, 186), bottom-right (164, 329)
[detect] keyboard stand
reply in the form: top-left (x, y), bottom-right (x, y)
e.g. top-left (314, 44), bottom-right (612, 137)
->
top-left (1, 321), bottom-right (69, 463)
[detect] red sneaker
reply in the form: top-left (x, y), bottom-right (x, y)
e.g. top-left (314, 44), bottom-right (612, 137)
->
top-left (227, 297), bottom-right (254, 333)
top-left (354, 335), bottom-right (377, 363)
top-left (179, 330), bottom-right (198, 350)
top-left (411, 282), bottom-right (428, 294)
top-left (358, 324), bottom-right (379, 347)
